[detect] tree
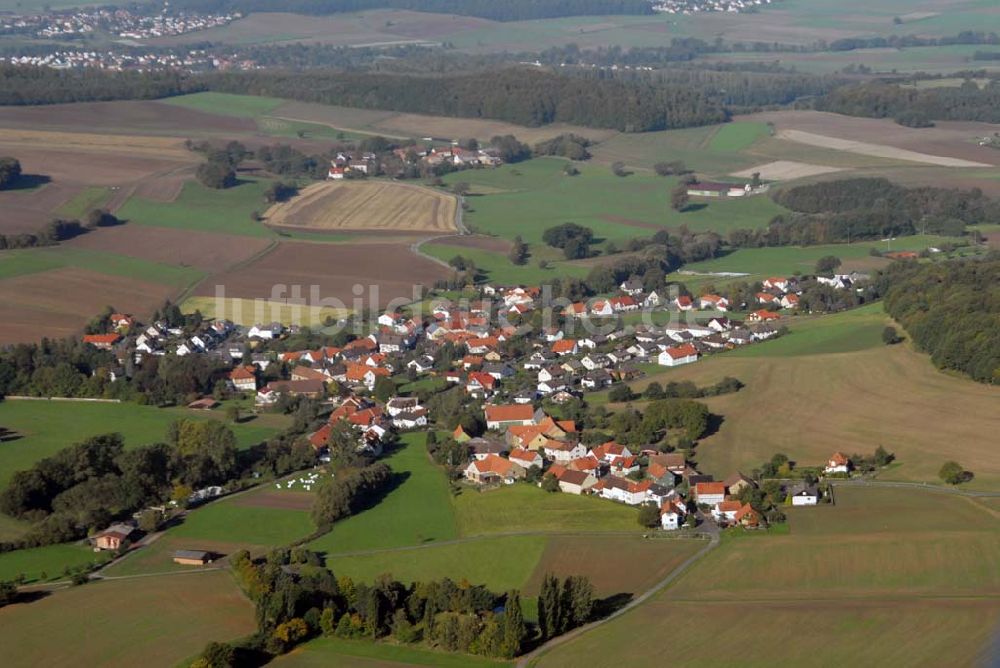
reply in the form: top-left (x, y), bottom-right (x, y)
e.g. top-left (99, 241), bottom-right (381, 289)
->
top-left (500, 591), bottom-right (526, 658)
top-left (637, 503), bottom-right (660, 528)
top-left (452, 182), bottom-right (470, 197)
top-left (196, 159), bottom-right (236, 189)
top-left (814, 255), bottom-right (842, 276)
top-left (611, 161), bottom-right (629, 177)
top-left (373, 376), bottom-right (395, 403)
top-left (194, 641), bottom-right (236, 668)
top-left (508, 236), bottom-right (529, 265)
top-left (874, 445), bottom-right (894, 467)
top-left (882, 326), bottom-right (901, 345)
top-left (608, 384), bottom-right (636, 402)
top-left (0, 157), bottom-right (22, 189)
top-left (670, 185), bottom-right (689, 212)
top-left (541, 473), bottom-right (560, 493)
top-left (225, 404), bottom-right (241, 424)
top-left (537, 574), bottom-right (561, 640)
top-left (939, 460), bottom-right (968, 485)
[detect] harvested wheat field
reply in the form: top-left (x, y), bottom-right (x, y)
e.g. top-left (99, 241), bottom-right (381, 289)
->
top-left (194, 241), bottom-right (449, 310)
top-left (265, 181), bottom-right (457, 233)
top-left (731, 160), bottom-right (843, 181)
top-left (66, 226), bottom-right (272, 271)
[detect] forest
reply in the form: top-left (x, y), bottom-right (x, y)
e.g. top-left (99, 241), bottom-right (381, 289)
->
top-left (817, 80), bottom-right (1000, 123)
top-left (880, 256), bottom-right (1000, 384)
top-left (719, 178), bottom-right (999, 247)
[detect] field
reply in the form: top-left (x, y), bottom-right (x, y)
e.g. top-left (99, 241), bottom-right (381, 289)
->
top-left (615, 305), bottom-right (1000, 489)
top-left (537, 486), bottom-right (1000, 667)
top-left (0, 571), bottom-right (255, 668)
top-left (193, 241), bottom-right (449, 313)
top-left (0, 542), bottom-right (111, 583)
top-left (265, 180), bottom-right (458, 233)
top-left (0, 400), bottom-right (285, 491)
top-left (277, 636), bottom-right (509, 668)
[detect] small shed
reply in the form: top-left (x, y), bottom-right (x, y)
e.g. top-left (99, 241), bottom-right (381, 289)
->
top-left (173, 550), bottom-right (214, 566)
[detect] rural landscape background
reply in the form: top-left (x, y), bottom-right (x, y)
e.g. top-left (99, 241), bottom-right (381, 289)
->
top-left (0, 0), bottom-right (998, 666)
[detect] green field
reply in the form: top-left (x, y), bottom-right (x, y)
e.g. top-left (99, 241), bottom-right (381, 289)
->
top-left (708, 121), bottom-right (770, 153)
top-left (538, 486), bottom-right (1000, 667)
top-left (0, 571), bottom-right (255, 668)
top-left (453, 484), bottom-right (638, 535)
top-left (117, 178), bottom-right (276, 238)
top-left (421, 242), bottom-right (591, 285)
top-left (161, 92), bottom-right (285, 118)
top-left (0, 400), bottom-right (285, 490)
top-left (54, 187), bottom-right (111, 219)
top-left (309, 432), bottom-right (459, 555)
top-left (0, 245), bottom-right (203, 287)
top-left (276, 636), bottom-right (510, 668)
top-left (0, 542), bottom-right (111, 583)
top-left (732, 302), bottom-right (887, 357)
top-left (328, 534), bottom-right (547, 592)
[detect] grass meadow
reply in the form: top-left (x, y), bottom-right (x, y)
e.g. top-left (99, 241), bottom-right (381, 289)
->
top-left (0, 400), bottom-right (284, 491)
top-left (161, 91), bottom-right (285, 118)
top-left (117, 178), bottom-right (276, 238)
top-left (276, 636), bottom-right (510, 667)
top-left (0, 571), bottom-right (255, 668)
top-left (538, 486), bottom-right (1000, 667)
top-left (0, 542), bottom-right (111, 583)
top-left (0, 245), bottom-right (204, 287)
top-left (610, 305), bottom-right (1000, 488)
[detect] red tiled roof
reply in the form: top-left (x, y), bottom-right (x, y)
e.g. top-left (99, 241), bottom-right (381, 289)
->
top-left (484, 404), bottom-right (534, 423)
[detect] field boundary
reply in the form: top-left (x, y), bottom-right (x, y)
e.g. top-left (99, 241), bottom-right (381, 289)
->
top-left (4, 396), bottom-right (122, 403)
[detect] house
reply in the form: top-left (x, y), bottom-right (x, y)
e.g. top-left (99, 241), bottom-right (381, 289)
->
top-left (484, 404), bottom-right (536, 430)
top-left (712, 499), bottom-right (743, 523)
top-left (762, 277), bottom-right (791, 292)
top-left (598, 476), bottom-right (653, 505)
top-left (248, 323), bottom-right (283, 340)
top-left (781, 293), bottom-right (800, 309)
top-left (392, 409), bottom-right (428, 430)
top-left (555, 469), bottom-right (598, 495)
top-left (509, 448), bottom-right (543, 470)
top-left (620, 278), bottom-right (645, 296)
top-left (660, 499), bottom-right (687, 530)
top-left (724, 472), bottom-right (755, 496)
top-left (173, 549), bottom-right (214, 566)
top-left (658, 343), bottom-right (699, 367)
top-left (694, 482), bottom-right (726, 506)
top-left (756, 292), bottom-right (780, 305)
top-left (734, 503), bottom-right (762, 528)
top-left (407, 355), bottom-right (435, 373)
top-left (650, 452), bottom-right (687, 475)
top-left (699, 294), bottom-right (729, 311)
top-left (386, 397), bottom-right (421, 417)
top-left (673, 295), bottom-right (694, 311)
top-left (328, 166), bottom-right (346, 179)
top-left (589, 441), bottom-right (633, 464)
top-left (824, 452), bottom-right (851, 474)
top-left (92, 523), bottom-right (137, 551)
top-left (747, 309), bottom-right (781, 323)
top-left (542, 439), bottom-right (588, 462)
top-left (468, 437), bottom-right (508, 460)
top-left (789, 483), bottom-right (819, 506)
top-left (452, 425), bottom-right (472, 443)
top-left (464, 454), bottom-right (525, 485)
top-left (551, 339), bottom-right (578, 356)
top-left (644, 290), bottom-right (664, 307)
top-left (83, 333), bottom-right (121, 350)
top-left (228, 365), bottom-right (257, 392)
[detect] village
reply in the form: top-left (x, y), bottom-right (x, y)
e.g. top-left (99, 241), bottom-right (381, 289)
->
top-left (77, 267), bottom-right (869, 551)
top-left (0, 7), bottom-right (238, 41)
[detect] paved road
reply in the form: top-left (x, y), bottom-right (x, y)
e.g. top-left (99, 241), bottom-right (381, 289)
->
top-left (516, 517), bottom-right (720, 668)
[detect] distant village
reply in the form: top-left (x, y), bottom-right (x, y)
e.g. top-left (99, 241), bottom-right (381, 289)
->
top-left (0, 8), bottom-right (238, 41)
top-left (651, 0), bottom-right (775, 15)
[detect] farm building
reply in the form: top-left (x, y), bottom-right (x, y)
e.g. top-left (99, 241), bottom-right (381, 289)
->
top-left (173, 550), bottom-right (214, 566)
top-left (790, 483), bottom-right (820, 506)
top-left (91, 523), bottom-right (138, 551)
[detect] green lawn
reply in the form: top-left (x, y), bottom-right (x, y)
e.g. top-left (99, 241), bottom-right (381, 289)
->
top-left (421, 242), bottom-right (590, 285)
top-left (309, 432), bottom-right (458, 555)
top-left (453, 484), bottom-right (638, 535)
top-left (276, 636), bottom-right (510, 667)
top-left (160, 92), bottom-right (286, 118)
top-left (169, 497), bottom-right (315, 546)
top-left (0, 400), bottom-right (284, 491)
top-left (708, 121), bottom-right (769, 153)
top-left (0, 542), bottom-right (111, 583)
top-left (117, 179), bottom-right (276, 238)
top-left (327, 535), bottom-right (547, 592)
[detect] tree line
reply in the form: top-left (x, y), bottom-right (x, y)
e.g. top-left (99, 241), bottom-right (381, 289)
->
top-left (0, 209), bottom-right (122, 251)
top-left (0, 157), bottom-right (20, 188)
top-left (879, 256), bottom-right (1000, 384)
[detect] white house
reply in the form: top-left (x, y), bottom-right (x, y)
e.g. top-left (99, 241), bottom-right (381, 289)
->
top-left (694, 482), bottom-right (726, 506)
top-left (555, 469), bottom-right (598, 495)
top-left (824, 452), bottom-right (851, 474)
top-left (790, 483), bottom-right (819, 506)
top-left (658, 343), bottom-right (698, 367)
top-left (660, 500), bottom-right (686, 530)
top-left (248, 323), bottom-right (284, 340)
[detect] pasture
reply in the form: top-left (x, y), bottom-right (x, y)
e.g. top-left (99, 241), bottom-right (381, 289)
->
top-left (265, 180), bottom-right (458, 233)
top-left (276, 636), bottom-right (509, 668)
top-left (0, 571), bottom-right (255, 668)
top-left (309, 432), bottom-right (459, 555)
top-left (619, 308), bottom-right (1000, 488)
top-left (0, 542), bottom-right (111, 583)
top-left (0, 400), bottom-right (284, 491)
top-left (538, 486), bottom-right (1000, 667)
